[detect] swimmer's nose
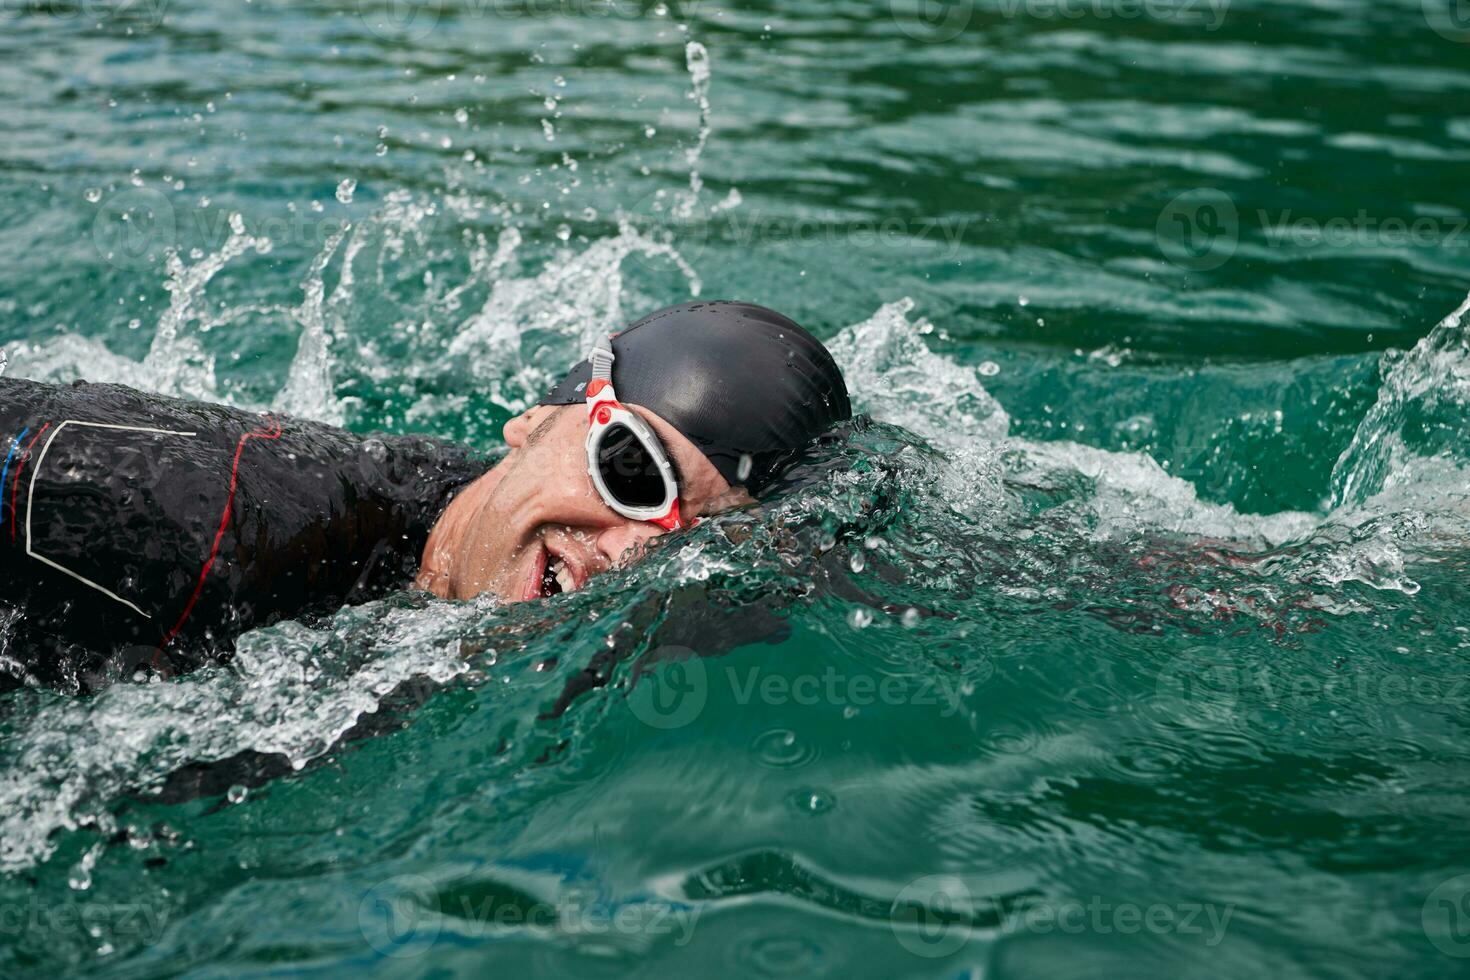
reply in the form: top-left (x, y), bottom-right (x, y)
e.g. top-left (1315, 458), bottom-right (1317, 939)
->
top-left (595, 521), bottom-right (666, 568)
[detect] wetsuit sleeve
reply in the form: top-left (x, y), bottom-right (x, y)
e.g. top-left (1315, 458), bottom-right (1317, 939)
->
top-left (0, 378), bottom-right (494, 690)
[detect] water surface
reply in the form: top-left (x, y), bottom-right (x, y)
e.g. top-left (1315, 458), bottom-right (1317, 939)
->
top-left (3, 1), bottom-right (1470, 976)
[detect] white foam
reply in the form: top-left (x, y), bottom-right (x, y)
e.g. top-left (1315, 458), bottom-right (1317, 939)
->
top-left (0, 595), bottom-right (488, 873)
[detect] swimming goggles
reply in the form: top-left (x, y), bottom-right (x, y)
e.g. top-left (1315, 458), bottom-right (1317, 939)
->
top-left (584, 335), bottom-right (684, 530)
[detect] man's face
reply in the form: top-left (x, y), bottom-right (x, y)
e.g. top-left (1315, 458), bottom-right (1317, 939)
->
top-left (416, 403), bottom-right (752, 602)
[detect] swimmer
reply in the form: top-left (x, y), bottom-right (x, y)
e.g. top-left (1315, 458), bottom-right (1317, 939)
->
top-left (0, 301), bottom-right (851, 691)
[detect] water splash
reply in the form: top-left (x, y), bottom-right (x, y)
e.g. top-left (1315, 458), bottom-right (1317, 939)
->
top-left (826, 297), bottom-right (1317, 545)
top-left (147, 214), bottom-right (274, 401)
top-left (829, 298), bottom-right (1010, 451)
top-left (1330, 290), bottom-right (1470, 511)
top-left (0, 595), bottom-right (489, 874)
top-left (677, 42), bottom-right (712, 218)
top-left (276, 225), bottom-right (350, 425)
top-left (445, 221), bottom-right (701, 413)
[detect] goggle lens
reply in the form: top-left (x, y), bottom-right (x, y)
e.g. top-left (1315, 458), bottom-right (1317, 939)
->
top-left (596, 423), bottom-right (668, 509)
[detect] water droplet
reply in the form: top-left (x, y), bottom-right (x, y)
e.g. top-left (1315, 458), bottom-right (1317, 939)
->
top-left (979, 361), bottom-right (1000, 377)
top-left (1018, 295), bottom-right (1030, 307)
top-left (84, 187), bottom-right (102, 203)
top-left (849, 550), bottom-right (866, 574)
top-left (788, 788), bottom-right (834, 815)
top-left (848, 607), bottom-right (873, 629)
top-left (901, 607), bottom-right (921, 628)
top-left (453, 107), bottom-right (468, 125)
top-left (335, 178), bottom-right (356, 204)
top-left (751, 728), bottom-right (818, 768)
top-left (226, 784), bottom-right (248, 804)
top-left (556, 224), bottom-right (571, 241)
top-left (736, 453), bottom-right (753, 482)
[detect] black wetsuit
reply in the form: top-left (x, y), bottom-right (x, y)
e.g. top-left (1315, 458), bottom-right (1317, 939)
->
top-left (0, 378), bottom-right (492, 691)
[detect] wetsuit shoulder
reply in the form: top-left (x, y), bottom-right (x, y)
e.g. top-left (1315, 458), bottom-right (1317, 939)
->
top-left (0, 378), bottom-right (494, 691)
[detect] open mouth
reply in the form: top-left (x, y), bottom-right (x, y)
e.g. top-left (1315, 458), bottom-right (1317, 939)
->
top-left (538, 554), bottom-right (578, 599)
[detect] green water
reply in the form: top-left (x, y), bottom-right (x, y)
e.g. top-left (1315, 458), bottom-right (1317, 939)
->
top-left (4, 0), bottom-right (1470, 975)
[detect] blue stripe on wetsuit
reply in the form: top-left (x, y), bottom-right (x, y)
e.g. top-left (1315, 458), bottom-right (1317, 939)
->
top-left (0, 427), bottom-right (29, 526)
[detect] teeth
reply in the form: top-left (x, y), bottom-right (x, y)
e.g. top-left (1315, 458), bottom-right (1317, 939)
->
top-left (554, 562), bottom-right (577, 594)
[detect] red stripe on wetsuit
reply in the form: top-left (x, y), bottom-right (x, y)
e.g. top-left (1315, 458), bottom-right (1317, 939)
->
top-left (9, 423), bottom-right (50, 542)
top-left (158, 416), bottom-right (283, 650)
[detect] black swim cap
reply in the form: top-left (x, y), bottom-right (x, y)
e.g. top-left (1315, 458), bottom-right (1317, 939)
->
top-left (539, 301), bottom-right (851, 495)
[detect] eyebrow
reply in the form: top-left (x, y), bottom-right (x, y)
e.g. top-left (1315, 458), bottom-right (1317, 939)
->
top-left (525, 408), bottom-right (562, 447)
